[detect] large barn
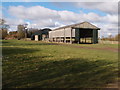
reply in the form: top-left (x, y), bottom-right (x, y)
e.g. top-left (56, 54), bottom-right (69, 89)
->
top-left (49, 22), bottom-right (100, 44)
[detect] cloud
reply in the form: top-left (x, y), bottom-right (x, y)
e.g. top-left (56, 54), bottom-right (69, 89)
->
top-left (6, 4), bottom-right (118, 37)
top-left (8, 5), bottom-right (118, 24)
top-left (76, 2), bottom-right (118, 14)
top-left (102, 14), bottom-right (118, 24)
top-left (5, 18), bottom-right (25, 25)
top-left (4, 18), bottom-right (26, 31)
top-left (97, 22), bottom-right (118, 37)
top-left (9, 6), bottom-right (60, 20)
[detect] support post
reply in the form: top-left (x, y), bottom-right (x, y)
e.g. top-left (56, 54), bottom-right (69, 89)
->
top-left (64, 37), bottom-right (66, 43)
top-left (70, 28), bottom-right (72, 44)
top-left (55, 37), bottom-right (57, 42)
top-left (91, 37), bottom-right (92, 43)
top-left (92, 30), bottom-right (97, 44)
top-left (85, 37), bottom-right (86, 43)
top-left (64, 28), bottom-right (66, 43)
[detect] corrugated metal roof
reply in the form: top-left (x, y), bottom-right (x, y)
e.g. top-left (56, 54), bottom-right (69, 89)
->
top-left (53, 21), bottom-right (100, 31)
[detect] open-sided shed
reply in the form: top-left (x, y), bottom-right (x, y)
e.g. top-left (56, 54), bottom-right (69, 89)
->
top-left (49, 22), bottom-right (100, 44)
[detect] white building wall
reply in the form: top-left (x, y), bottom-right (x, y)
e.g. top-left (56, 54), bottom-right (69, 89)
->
top-left (35, 35), bottom-right (39, 41)
top-left (72, 29), bottom-right (75, 37)
top-left (49, 27), bottom-right (75, 38)
top-left (49, 31), bottom-right (52, 38)
top-left (64, 27), bottom-right (71, 37)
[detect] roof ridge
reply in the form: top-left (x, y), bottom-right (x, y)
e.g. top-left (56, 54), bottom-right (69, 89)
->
top-left (53, 21), bottom-right (100, 31)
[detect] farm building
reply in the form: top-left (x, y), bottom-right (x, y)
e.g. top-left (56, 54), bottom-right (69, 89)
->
top-left (31, 28), bottom-right (51, 41)
top-left (49, 22), bottom-right (100, 44)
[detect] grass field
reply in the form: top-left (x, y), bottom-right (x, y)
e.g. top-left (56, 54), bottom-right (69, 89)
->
top-left (2, 39), bottom-right (119, 88)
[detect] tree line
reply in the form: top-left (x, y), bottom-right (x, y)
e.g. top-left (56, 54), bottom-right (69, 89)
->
top-left (0, 19), bottom-right (39, 39)
top-left (101, 34), bottom-right (120, 41)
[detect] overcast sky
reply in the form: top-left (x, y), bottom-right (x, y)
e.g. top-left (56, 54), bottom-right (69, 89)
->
top-left (1, 1), bottom-right (118, 37)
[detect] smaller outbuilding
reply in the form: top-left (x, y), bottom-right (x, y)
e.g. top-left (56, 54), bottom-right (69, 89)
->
top-left (31, 28), bottom-right (51, 41)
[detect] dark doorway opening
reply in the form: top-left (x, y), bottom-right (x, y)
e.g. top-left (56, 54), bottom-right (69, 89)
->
top-left (79, 29), bottom-right (93, 44)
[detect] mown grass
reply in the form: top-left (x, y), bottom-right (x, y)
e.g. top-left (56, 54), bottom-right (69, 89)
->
top-left (2, 39), bottom-right (118, 88)
top-left (70, 43), bottom-right (118, 49)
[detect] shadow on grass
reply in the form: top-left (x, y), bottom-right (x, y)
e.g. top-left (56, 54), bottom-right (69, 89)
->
top-left (2, 47), bottom-right (39, 56)
top-left (23, 42), bottom-right (59, 46)
top-left (2, 40), bottom-right (9, 44)
top-left (2, 58), bottom-right (118, 88)
top-left (2, 41), bottom-right (58, 46)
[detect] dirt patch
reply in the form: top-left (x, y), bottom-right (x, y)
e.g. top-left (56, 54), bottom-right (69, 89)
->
top-left (73, 46), bottom-right (119, 52)
top-left (51, 43), bottom-right (119, 52)
top-left (105, 81), bottom-right (119, 89)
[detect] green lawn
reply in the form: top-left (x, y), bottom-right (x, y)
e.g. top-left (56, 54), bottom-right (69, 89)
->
top-left (69, 43), bottom-right (118, 49)
top-left (2, 39), bottom-right (119, 88)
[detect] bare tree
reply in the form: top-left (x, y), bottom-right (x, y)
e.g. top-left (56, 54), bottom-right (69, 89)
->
top-left (0, 19), bottom-right (5, 25)
top-left (17, 24), bottom-right (25, 39)
top-left (114, 34), bottom-right (120, 41)
top-left (0, 19), bottom-right (9, 39)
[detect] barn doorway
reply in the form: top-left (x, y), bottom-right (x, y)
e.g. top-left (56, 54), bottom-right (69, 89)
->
top-left (35, 35), bottom-right (41, 41)
top-left (79, 29), bottom-right (93, 44)
top-left (75, 28), bottom-right (95, 44)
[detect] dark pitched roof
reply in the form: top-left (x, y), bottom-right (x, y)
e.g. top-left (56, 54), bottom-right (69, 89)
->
top-left (32, 28), bottom-right (51, 35)
top-left (32, 30), bottom-right (42, 35)
top-left (41, 28), bottom-right (52, 31)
